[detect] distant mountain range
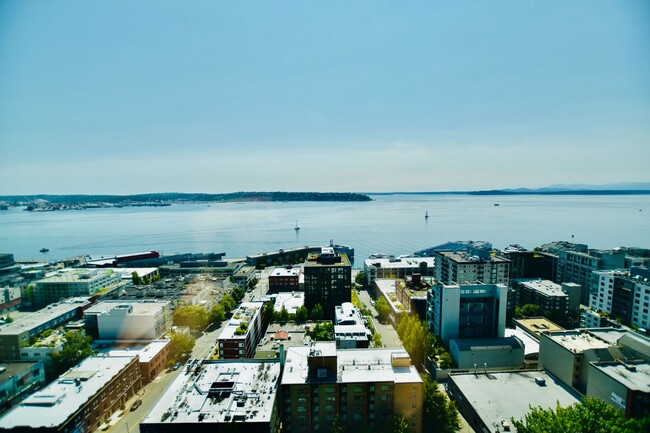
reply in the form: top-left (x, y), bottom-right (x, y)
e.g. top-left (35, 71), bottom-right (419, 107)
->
top-left (501, 182), bottom-right (650, 192)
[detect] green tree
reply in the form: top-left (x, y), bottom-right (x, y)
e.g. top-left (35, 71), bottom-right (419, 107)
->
top-left (311, 322), bottom-right (334, 341)
top-left (169, 331), bottom-right (195, 363)
top-left (294, 305), bottom-right (308, 322)
top-left (512, 397), bottom-right (649, 433)
top-left (375, 297), bottom-right (391, 323)
top-left (231, 287), bottom-right (245, 302)
top-left (278, 306), bottom-right (290, 322)
top-left (330, 415), bottom-right (343, 433)
top-left (311, 304), bottom-right (324, 321)
top-left (263, 301), bottom-right (275, 321)
top-left (396, 314), bottom-right (435, 369)
top-left (248, 277), bottom-right (259, 290)
top-left (421, 374), bottom-right (460, 433)
top-left (220, 294), bottom-right (237, 312)
top-left (50, 331), bottom-right (94, 375)
top-left (208, 303), bottom-right (226, 324)
top-left (381, 415), bottom-right (409, 433)
top-left (355, 271), bottom-right (367, 287)
top-left (173, 305), bottom-right (208, 331)
top-left (131, 271), bottom-right (141, 285)
top-left (515, 304), bottom-right (540, 318)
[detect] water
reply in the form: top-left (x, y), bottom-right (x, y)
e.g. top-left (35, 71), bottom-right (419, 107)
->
top-left (1, 194), bottom-right (648, 264)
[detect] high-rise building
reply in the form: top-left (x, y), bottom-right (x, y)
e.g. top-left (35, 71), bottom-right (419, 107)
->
top-left (303, 248), bottom-right (351, 319)
top-left (426, 283), bottom-right (508, 345)
top-left (280, 342), bottom-right (424, 433)
top-left (589, 267), bottom-right (650, 330)
top-left (433, 248), bottom-right (510, 286)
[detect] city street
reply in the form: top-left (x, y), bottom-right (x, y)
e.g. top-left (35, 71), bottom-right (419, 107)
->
top-left (356, 288), bottom-right (402, 348)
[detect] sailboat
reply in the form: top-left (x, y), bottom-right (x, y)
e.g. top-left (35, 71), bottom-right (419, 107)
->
top-left (425, 210), bottom-right (429, 220)
top-left (295, 221), bottom-right (300, 231)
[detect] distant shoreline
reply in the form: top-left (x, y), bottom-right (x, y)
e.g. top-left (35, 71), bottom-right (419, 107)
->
top-left (367, 190), bottom-right (650, 196)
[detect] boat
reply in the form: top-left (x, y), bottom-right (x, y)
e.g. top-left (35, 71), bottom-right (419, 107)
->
top-left (494, 203), bottom-right (500, 207)
top-left (425, 210), bottom-right (429, 220)
top-left (39, 248), bottom-right (49, 253)
top-left (294, 221), bottom-right (300, 231)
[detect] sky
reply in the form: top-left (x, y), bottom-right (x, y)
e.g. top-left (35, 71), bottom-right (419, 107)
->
top-left (1, 1), bottom-right (649, 194)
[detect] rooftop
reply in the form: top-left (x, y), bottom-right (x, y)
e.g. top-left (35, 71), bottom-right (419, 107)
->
top-left (450, 370), bottom-right (580, 433)
top-left (0, 361), bottom-right (42, 382)
top-left (273, 292), bottom-right (304, 314)
top-left (218, 302), bottom-right (264, 340)
top-left (270, 267), bottom-right (301, 278)
top-left (437, 250), bottom-right (510, 264)
top-left (591, 361), bottom-right (650, 393)
top-left (513, 317), bottom-right (564, 340)
top-left (281, 342), bottom-right (422, 385)
top-left (0, 356), bottom-right (136, 429)
top-left (0, 298), bottom-right (91, 336)
top-left (85, 300), bottom-right (170, 316)
top-left (514, 279), bottom-right (568, 298)
top-left (142, 360), bottom-right (281, 425)
top-left (544, 330), bottom-right (611, 353)
top-left (36, 269), bottom-right (119, 284)
top-left (100, 339), bottom-right (170, 363)
top-left (364, 257), bottom-right (435, 269)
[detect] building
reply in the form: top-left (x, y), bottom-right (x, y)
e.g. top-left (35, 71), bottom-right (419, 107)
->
top-left (84, 300), bottom-right (172, 341)
top-left (269, 266), bottom-right (302, 293)
top-left (281, 342), bottom-right (424, 433)
top-left (512, 279), bottom-right (570, 315)
top-left (427, 283), bottom-right (508, 345)
top-left (159, 259), bottom-right (244, 278)
top-left (512, 317), bottom-right (564, 340)
top-left (303, 248), bottom-right (352, 319)
top-left (102, 340), bottom-right (171, 383)
top-left (502, 244), bottom-right (557, 280)
top-left (141, 359), bottom-right (281, 433)
top-left (0, 288), bottom-right (21, 315)
top-left (254, 322), bottom-right (312, 360)
top-left (363, 257), bottom-right (435, 287)
top-left (586, 360), bottom-right (650, 418)
top-left (589, 267), bottom-right (650, 330)
top-left (539, 328), bottom-right (650, 394)
top-left (218, 302), bottom-right (265, 359)
top-left (334, 302), bottom-right (370, 349)
top-left (273, 292), bottom-right (305, 315)
top-left (434, 247), bottom-right (510, 286)
top-left (448, 337), bottom-right (525, 370)
top-left (0, 356), bottom-right (141, 433)
top-left (232, 265), bottom-right (257, 289)
top-left (0, 298), bottom-right (91, 360)
top-left (0, 254), bottom-right (21, 283)
top-left (0, 361), bottom-right (46, 411)
top-left (32, 269), bottom-right (122, 307)
top-left (447, 370), bottom-right (581, 433)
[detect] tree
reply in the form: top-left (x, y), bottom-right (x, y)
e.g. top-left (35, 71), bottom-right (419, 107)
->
top-left (381, 415), bottom-right (409, 433)
top-left (294, 306), bottom-right (308, 322)
top-left (231, 287), bottom-right (245, 302)
top-left (421, 374), bottom-right (460, 433)
top-left (311, 304), bottom-right (324, 321)
top-left (263, 301), bottom-right (275, 322)
top-left (50, 331), bottom-right (94, 375)
top-left (355, 271), bottom-right (367, 287)
top-left (512, 397), bottom-right (649, 433)
top-left (208, 303), bottom-right (226, 324)
top-left (278, 306), bottom-right (290, 322)
top-left (131, 271), bottom-right (141, 285)
top-left (169, 331), bottom-right (195, 363)
top-left (311, 322), bottom-right (334, 341)
top-left (248, 277), bottom-right (259, 290)
top-left (396, 314), bottom-right (435, 369)
top-left (515, 303), bottom-right (540, 318)
top-left (375, 297), bottom-right (391, 323)
top-left (173, 305), bottom-right (208, 332)
top-left (220, 294), bottom-right (237, 313)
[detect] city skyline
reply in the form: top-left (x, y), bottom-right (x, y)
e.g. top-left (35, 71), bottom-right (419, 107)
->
top-left (1, 1), bottom-right (649, 195)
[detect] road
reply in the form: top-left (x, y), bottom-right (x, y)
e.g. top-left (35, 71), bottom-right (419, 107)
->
top-left (356, 288), bottom-right (402, 348)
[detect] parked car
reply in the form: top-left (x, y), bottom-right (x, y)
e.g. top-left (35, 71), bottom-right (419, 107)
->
top-left (130, 399), bottom-right (142, 412)
top-left (172, 363), bottom-right (181, 371)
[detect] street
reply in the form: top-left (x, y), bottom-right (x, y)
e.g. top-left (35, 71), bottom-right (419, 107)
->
top-left (356, 288), bottom-right (402, 348)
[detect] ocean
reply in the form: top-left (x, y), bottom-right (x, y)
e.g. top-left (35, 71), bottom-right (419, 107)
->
top-left (1, 194), bottom-right (648, 265)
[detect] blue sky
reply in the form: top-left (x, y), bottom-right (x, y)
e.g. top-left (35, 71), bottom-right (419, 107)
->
top-left (1, 1), bottom-right (648, 194)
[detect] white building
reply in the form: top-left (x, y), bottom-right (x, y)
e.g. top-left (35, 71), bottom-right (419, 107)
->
top-left (364, 257), bottom-right (435, 286)
top-left (32, 269), bottom-right (121, 306)
top-left (427, 283), bottom-right (508, 345)
top-left (84, 301), bottom-right (172, 341)
top-left (334, 302), bottom-right (370, 348)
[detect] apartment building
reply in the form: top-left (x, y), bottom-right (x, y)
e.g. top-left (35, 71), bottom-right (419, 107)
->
top-left (84, 300), bottom-right (172, 341)
top-left (32, 269), bottom-right (121, 307)
top-left (434, 249), bottom-right (509, 286)
top-left (589, 267), bottom-right (650, 330)
top-left (281, 342), bottom-right (424, 433)
top-left (363, 257), bottom-right (435, 287)
top-left (269, 266), bottom-right (301, 293)
top-left (304, 248), bottom-right (351, 319)
top-left (218, 301), bottom-right (265, 359)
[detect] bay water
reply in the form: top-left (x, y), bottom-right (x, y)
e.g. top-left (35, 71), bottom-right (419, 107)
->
top-left (1, 194), bottom-right (648, 265)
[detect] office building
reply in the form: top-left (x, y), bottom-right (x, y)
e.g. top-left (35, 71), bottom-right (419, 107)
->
top-left (281, 342), bottom-right (424, 433)
top-left (448, 337), bottom-right (525, 370)
top-left (218, 301), bottom-right (265, 359)
top-left (0, 356), bottom-right (141, 433)
top-left (303, 248), bottom-right (351, 319)
top-left (502, 244), bottom-right (557, 280)
top-left (427, 283), bottom-right (507, 345)
top-left (0, 361), bottom-right (46, 411)
top-left (141, 359), bottom-right (281, 433)
top-left (84, 300), bottom-right (172, 341)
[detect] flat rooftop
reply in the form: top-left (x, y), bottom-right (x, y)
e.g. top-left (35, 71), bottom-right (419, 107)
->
top-left (544, 330), bottom-right (610, 352)
top-left (273, 292), bottom-right (304, 314)
top-left (437, 250), bottom-right (510, 264)
top-left (282, 342), bottom-right (422, 385)
top-left (0, 356), bottom-right (135, 429)
top-left (270, 267), bottom-right (301, 277)
top-left (112, 268), bottom-right (159, 279)
top-left (0, 297), bottom-right (91, 335)
top-left (514, 317), bottom-right (564, 340)
top-left (515, 279), bottom-right (568, 297)
top-left (85, 300), bottom-right (170, 316)
top-left (591, 362), bottom-right (650, 393)
top-left (36, 269), bottom-right (117, 283)
top-left (0, 361), bottom-right (41, 381)
top-left (100, 340), bottom-right (170, 363)
top-left (142, 360), bottom-right (281, 425)
top-left (218, 302), bottom-right (263, 340)
top-left (449, 370), bottom-right (581, 432)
